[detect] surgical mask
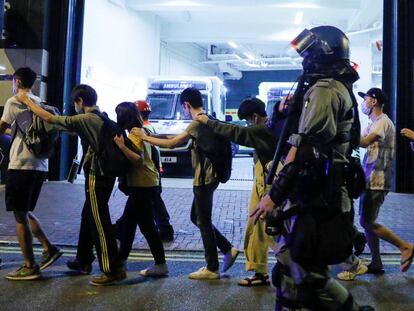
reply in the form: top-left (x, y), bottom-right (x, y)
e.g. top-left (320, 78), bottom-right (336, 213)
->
top-left (74, 103), bottom-right (84, 114)
top-left (361, 101), bottom-right (373, 116)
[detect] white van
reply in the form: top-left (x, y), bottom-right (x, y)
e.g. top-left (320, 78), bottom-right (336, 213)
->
top-left (146, 76), bottom-right (227, 176)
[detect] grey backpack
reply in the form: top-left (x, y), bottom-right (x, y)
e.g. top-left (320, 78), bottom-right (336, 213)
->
top-left (15, 103), bottom-right (61, 158)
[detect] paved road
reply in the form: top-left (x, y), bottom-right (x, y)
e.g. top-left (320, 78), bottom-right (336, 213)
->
top-left (0, 245), bottom-right (413, 311)
top-left (1, 157), bottom-right (414, 310)
top-left (1, 187), bottom-right (414, 254)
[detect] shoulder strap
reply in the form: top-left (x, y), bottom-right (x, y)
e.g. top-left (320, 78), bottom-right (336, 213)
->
top-left (197, 146), bottom-right (207, 186)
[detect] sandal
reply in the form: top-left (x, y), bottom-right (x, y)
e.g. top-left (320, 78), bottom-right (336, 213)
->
top-left (401, 244), bottom-right (414, 272)
top-left (238, 274), bottom-right (270, 287)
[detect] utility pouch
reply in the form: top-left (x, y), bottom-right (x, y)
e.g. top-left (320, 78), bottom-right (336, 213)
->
top-left (346, 156), bottom-right (366, 199)
top-left (290, 212), bottom-right (354, 266)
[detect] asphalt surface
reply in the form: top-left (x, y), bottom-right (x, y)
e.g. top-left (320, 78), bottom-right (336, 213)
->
top-left (1, 157), bottom-right (414, 310)
top-left (0, 245), bottom-right (413, 311)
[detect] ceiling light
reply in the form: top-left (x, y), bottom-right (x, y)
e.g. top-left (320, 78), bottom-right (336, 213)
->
top-left (243, 52), bottom-right (255, 60)
top-left (244, 62), bottom-right (260, 68)
top-left (228, 41), bottom-right (238, 49)
top-left (160, 1), bottom-right (207, 7)
top-left (273, 2), bottom-right (321, 9)
top-left (294, 11), bottom-right (303, 25)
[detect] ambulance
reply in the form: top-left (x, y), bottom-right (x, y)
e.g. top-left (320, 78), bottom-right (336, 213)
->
top-left (146, 76), bottom-right (227, 176)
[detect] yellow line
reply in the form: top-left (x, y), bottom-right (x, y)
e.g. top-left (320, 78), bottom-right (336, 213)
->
top-left (1, 248), bottom-right (404, 265)
top-left (89, 173), bottom-right (110, 272)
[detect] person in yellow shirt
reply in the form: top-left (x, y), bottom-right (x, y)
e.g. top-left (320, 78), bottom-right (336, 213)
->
top-left (114, 102), bottom-right (168, 277)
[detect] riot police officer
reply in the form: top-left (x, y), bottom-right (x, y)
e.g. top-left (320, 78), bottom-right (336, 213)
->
top-left (252, 26), bottom-right (374, 311)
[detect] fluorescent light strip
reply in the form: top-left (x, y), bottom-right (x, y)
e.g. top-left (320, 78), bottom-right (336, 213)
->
top-left (243, 52), bottom-right (255, 60)
top-left (294, 11), bottom-right (304, 25)
top-left (228, 41), bottom-right (238, 49)
top-left (160, 1), bottom-right (207, 7)
top-left (274, 2), bottom-right (321, 9)
top-left (244, 62), bottom-right (260, 68)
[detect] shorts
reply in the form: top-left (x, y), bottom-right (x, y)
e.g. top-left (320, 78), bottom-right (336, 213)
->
top-left (5, 170), bottom-right (46, 212)
top-left (359, 189), bottom-right (388, 224)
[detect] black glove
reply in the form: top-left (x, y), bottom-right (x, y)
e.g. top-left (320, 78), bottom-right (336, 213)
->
top-left (268, 162), bottom-right (299, 206)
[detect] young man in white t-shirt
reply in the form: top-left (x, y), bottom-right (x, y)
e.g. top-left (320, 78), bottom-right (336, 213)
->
top-left (358, 88), bottom-right (413, 274)
top-left (0, 67), bottom-right (62, 280)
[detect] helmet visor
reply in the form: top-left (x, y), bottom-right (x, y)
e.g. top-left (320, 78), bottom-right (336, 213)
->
top-left (291, 28), bottom-right (333, 58)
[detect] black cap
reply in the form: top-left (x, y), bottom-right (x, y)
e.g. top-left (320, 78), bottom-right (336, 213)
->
top-left (358, 88), bottom-right (388, 106)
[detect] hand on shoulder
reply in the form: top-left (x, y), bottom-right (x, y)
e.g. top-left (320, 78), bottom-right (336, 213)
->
top-left (131, 127), bottom-right (146, 139)
top-left (14, 89), bottom-right (31, 105)
top-left (195, 114), bottom-right (209, 124)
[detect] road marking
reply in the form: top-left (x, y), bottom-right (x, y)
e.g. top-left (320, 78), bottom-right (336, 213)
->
top-left (0, 245), bottom-right (403, 265)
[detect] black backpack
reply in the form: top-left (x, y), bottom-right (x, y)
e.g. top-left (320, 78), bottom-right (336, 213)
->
top-left (92, 112), bottom-right (134, 177)
top-left (15, 103), bottom-right (61, 158)
top-left (196, 115), bottom-right (232, 183)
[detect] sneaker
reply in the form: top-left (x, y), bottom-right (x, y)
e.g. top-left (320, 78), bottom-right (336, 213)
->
top-left (188, 267), bottom-right (220, 280)
top-left (40, 245), bottom-right (63, 270)
top-left (222, 247), bottom-right (240, 273)
top-left (6, 264), bottom-right (41, 281)
top-left (337, 260), bottom-right (368, 281)
top-left (89, 269), bottom-right (126, 286)
top-left (139, 263), bottom-right (169, 277)
top-left (66, 258), bottom-right (92, 275)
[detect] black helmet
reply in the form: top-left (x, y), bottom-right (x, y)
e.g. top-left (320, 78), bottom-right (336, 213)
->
top-left (291, 26), bottom-right (350, 64)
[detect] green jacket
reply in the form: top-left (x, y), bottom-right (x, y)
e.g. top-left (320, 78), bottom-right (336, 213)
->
top-left (206, 120), bottom-right (278, 167)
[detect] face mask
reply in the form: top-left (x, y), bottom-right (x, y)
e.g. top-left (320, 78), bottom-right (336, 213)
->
top-left (361, 101), bottom-right (373, 116)
top-left (74, 103), bottom-right (84, 114)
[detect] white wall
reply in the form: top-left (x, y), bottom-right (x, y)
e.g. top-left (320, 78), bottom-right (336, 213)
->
top-left (80, 1), bottom-right (219, 119)
top-left (81, 0), bottom-right (161, 120)
top-left (351, 35), bottom-right (373, 135)
top-left (159, 42), bottom-right (217, 76)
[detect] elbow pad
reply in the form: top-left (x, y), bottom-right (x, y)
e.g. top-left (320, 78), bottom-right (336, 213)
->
top-left (268, 162), bottom-right (300, 206)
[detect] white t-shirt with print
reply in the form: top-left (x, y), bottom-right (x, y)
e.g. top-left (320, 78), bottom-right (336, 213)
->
top-left (362, 113), bottom-right (395, 190)
top-left (1, 94), bottom-right (48, 171)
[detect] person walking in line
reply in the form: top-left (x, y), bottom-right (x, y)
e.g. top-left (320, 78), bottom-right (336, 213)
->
top-left (0, 67), bottom-right (62, 281)
top-left (196, 97), bottom-right (286, 286)
top-left (16, 84), bottom-right (126, 286)
top-left (136, 100), bottom-right (174, 242)
top-left (358, 88), bottom-right (414, 274)
top-left (114, 101), bottom-right (168, 277)
top-left (133, 88), bottom-right (239, 280)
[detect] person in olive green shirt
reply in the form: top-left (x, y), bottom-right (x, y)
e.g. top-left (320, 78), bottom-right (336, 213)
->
top-left (196, 97), bottom-right (285, 286)
top-left (133, 87), bottom-right (239, 280)
top-left (15, 85), bottom-right (126, 286)
top-left (114, 101), bottom-right (168, 277)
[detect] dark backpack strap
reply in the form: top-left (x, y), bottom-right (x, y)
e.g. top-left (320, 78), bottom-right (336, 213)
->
top-left (197, 145), bottom-right (207, 186)
top-left (88, 110), bottom-right (108, 154)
